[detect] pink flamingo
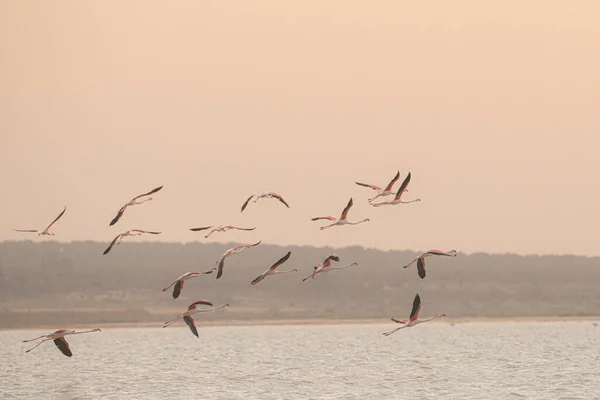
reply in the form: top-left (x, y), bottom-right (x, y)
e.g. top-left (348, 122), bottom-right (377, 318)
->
top-left (162, 268), bottom-right (217, 299)
top-left (103, 229), bottom-right (161, 255)
top-left (163, 300), bottom-right (230, 337)
top-left (301, 253), bottom-right (340, 281)
top-left (355, 170), bottom-right (401, 202)
top-left (190, 225), bottom-right (256, 238)
top-left (403, 250), bottom-right (457, 279)
top-left (371, 172), bottom-right (420, 207)
top-left (251, 251), bottom-right (296, 285)
top-left (316, 198), bottom-right (370, 230)
top-left (109, 185), bottom-right (163, 226)
top-left (382, 294), bottom-right (446, 336)
top-left (215, 241), bottom-right (262, 279)
top-left (22, 328), bottom-right (101, 357)
top-left (241, 192), bottom-right (290, 212)
top-left (13, 206), bottom-right (66, 236)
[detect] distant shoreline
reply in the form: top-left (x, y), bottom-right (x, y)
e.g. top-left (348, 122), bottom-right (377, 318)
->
top-left (2, 316), bottom-right (599, 331)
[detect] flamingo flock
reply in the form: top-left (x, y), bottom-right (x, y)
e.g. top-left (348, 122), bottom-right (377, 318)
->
top-left (15, 170), bottom-right (457, 356)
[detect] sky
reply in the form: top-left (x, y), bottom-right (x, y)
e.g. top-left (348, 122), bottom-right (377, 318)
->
top-left (1, 1), bottom-right (599, 256)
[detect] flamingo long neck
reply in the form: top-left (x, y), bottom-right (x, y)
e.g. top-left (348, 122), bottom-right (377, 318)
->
top-left (419, 314), bottom-right (445, 323)
top-left (72, 328), bottom-right (100, 335)
top-left (332, 262), bottom-right (358, 270)
top-left (348, 219), bottom-right (369, 225)
top-left (401, 199), bottom-right (421, 204)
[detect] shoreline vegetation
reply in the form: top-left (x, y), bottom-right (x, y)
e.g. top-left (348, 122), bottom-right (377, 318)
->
top-left (1, 241), bottom-right (599, 330)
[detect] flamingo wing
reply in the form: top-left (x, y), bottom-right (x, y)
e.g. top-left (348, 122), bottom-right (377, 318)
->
top-left (394, 172), bottom-right (412, 200)
top-left (355, 182), bottom-right (381, 191)
top-left (384, 171), bottom-right (401, 192)
top-left (216, 257), bottom-right (226, 279)
top-left (190, 299), bottom-right (213, 307)
top-left (183, 316), bottom-right (199, 338)
top-left (409, 293), bottom-right (421, 321)
top-left (269, 251), bottom-right (292, 271)
top-left (311, 216), bottom-right (336, 221)
top-left (190, 226), bottom-right (212, 231)
top-left (417, 258), bottom-right (426, 279)
top-left (173, 280), bottom-right (183, 299)
top-left (53, 337), bottom-right (72, 357)
top-left (426, 250), bottom-right (457, 257)
top-left (134, 185), bottom-right (163, 200)
top-left (391, 318), bottom-right (408, 324)
top-left (109, 205), bottom-right (127, 226)
top-left (340, 198), bottom-right (354, 220)
top-left (251, 272), bottom-right (267, 285)
top-left (45, 206), bottom-right (67, 230)
top-left (324, 254), bottom-right (340, 265)
top-left (131, 230), bottom-right (161, 234)
top-left (102, 234), bottom-right (122, 255)
top-left (271, 193), bottom-right (290, 208)
top-left (241, 195), bottom-right (254, 212)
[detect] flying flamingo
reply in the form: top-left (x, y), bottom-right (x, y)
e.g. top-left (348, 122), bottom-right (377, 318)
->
top-left (301, 253), bottom-right (340, 281)
top-left (303, 258), bottom-right (359, 281)
top-left (190, 225), bottom-right (256, 238)
top-left (355, 171), bottom-right (401, 202)
top-left (215, 241), bottom-right (262, 279)
top-left (251, 251), bottom-right (296, 285)
top-left (103, 229), bottom-right (161, 255)
top-left (13, 206), bottom-right (66, 236)
top-left (382, 294), bottom-right (446, 336)
top-left (241, 192), bottom-right (290, 212)
top-left (22, 328), bottom-right (101, 357)
top-left (109, 185), bottom-right (163, 226)
top-left (403, 250), bottom-right (457, 279)
top-left (162, 267), bottom-right (217, 299)
top-left (163, 300), bottom-right (230, 338)
top-left (371, 172), bottom-right (420, 207)
top-left (315, 198), bottom-right (370, 230)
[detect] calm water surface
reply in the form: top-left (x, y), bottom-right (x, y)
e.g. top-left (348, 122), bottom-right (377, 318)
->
top-left (1, 322), bottom-right (599, 399)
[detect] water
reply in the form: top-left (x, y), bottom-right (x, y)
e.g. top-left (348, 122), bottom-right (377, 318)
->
top-left (1, 322), bottom-right (599, 399)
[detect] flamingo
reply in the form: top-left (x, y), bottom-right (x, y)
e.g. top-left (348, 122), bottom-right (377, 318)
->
top-left (316, 198), bottom-right (370, 230)
top-left (251, 251), bottom-right (296, 285)
top-left (215, 241), bottom-right (262, 279)
top-left (371, 172), bottom-right (420, 207)
top-left (241, 192), bottom-right (290, 212)
top-left (382, 294), bottom-right (446, 336)
top-left (403, 250), bottom-right (457, 279)
top-left (103, 229), bottom-right (161, 255)
top-left (301, 253), bottom-right (340, 281)
top-left (303, 258), bottom-right (358, 281)
top-left (190, 225), bottom-right (256, 238)
top-left (162, 267), bottom-right (217, 299)
top-left (163, 300), bottom-right (230, 338)
top-left (355, 171), bottom-right (401, 202)
top-left (22, 328), bottom-right (101, 357)
top-left (13, 206), bottom-right (66, 236)
top-left (109, 185), bottom-right (163, 226)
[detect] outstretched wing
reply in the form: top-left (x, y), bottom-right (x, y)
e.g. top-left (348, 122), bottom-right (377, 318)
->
top-left (311, 216), bottom-right (336, 221)
top-left (109, 205), bottom-right (127, 226)
top-left (409, 293), bottom-right (421, 321)
top-left (134, 185), bottom-right (163, 200)
top-left (102, 235), bottom-right (121, 255)
top-left (394, 172), bottom-right (412, 200)
top-left (216, 257), bottom-right (225, 279)
top-left (45, 206), bottom-right (67, 230)
top-left (173, 280), bottom-right (183, 299)
top-left (53, 337), bottom-right (72, 357)
top-left (355, 182), bottom-right (381, 191)
top-left (241, 195), bottom-right (254, 212)
top-left (417, 258), bottom-right (426, 279)
top-left (183, 316), bottom-right (199, 338)
top-left (270, 251), bottom-right (292, 271)
top-left (190, 299), bottom-right (213, 307)
top-left (391, 318), bottom-right (408, 324)
top-left (131, 230), bottom-right (161, 234)
top-left (426, 250), bottom-right (457, 257)
top-left (324, 253), bottom-right (340, 265)
top-left (251, 272), bottom-right (266, 285)
top-left (384, 171), bottom-right (401, 192)
top-left (190, 226), bottom-right (212, 232)
top-left (271, 193), bottom-right (290, 208)
top-left (340, 198), bottom-right (354, 220)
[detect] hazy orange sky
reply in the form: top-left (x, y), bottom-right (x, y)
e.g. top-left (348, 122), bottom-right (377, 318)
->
top-left (1, 1), bottom-right (598, 256)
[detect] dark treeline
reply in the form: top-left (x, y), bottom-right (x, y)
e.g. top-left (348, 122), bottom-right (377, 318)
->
top-left (1, 241), bottom-right (599, 328)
